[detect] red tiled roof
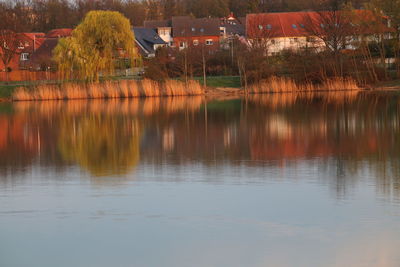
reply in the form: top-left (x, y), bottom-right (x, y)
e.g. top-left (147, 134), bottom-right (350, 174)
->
top-left (45, 28), bottom-right (73, 38)
top-left (246, 10), bottom-right (393, 39)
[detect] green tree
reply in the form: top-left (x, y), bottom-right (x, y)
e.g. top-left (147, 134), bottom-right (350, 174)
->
top-left (54, 10), bottom-right (140, 81)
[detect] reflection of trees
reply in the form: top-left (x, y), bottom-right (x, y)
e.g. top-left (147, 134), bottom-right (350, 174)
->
top-left (58, 114), bottom-right (141, 176)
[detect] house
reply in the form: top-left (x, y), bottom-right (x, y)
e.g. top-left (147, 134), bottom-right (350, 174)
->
top-left (133, 27), bottom-right (167, 58)
top-left (220, 13), bottom-right (245, 38)
top-left (28, 28), bottom-right (73, 70)
top-left (246, 10), bottom-right (394, 55)
top-left (0, 32), bottom-right (45, 71)
top-left (220, 13), bottom-right (246, 49)
top-left (171, 16), bottom-right (220, 50)
top-left (144, 20), bottom-right (173, 46)
top-left (144, 16), bottom-right (221, 51)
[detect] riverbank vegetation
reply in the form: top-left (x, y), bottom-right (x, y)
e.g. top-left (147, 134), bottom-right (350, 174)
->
top-left (12, 79), bottom-right (204, 101)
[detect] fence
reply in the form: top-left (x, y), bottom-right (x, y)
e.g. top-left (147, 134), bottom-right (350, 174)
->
top-left (0, 70), bottom-right (59, 82)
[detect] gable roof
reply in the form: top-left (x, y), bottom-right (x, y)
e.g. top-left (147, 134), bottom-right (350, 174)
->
top-left (171, 17), bottom-right (220, 37)
top-left (133, 27), bottom-right (166, 55)
top-left (144, 20), bottom-right (171, 28)
top-left (46, 28), bottom-right (73, 38)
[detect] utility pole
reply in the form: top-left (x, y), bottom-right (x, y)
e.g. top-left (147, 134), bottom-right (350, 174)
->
top-left (200, 28), bottom-right (207, 89)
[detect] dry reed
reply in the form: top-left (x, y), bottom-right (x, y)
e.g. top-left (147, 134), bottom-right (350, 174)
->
top-left (12, 79), bottom-right (204, 101)
top-left (249, 76), bottom-right (360, 94)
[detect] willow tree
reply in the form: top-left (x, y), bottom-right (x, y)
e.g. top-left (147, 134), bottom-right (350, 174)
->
top-left (54, 10), bottom-right (140, 81)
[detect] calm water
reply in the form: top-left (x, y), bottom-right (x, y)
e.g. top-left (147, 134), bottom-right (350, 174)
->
top-left (1, 93), bottom-right (400, 267)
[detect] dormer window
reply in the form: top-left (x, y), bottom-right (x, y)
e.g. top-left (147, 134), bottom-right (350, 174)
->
top-left (192, 27), bottom-right (195, 32)
top-left (292, 24), bottom-right (297, 29)
top-left (258, 25), bottom-right (263, 30)
top-left (266, 24), bottom-right (272, 30)
top-left (320, 23), bottom-right (325, 28)
top-left (300, 24), bottom-right (305, 28)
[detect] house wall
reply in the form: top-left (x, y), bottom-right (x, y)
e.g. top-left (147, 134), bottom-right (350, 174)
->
top-left (173, 36), bottom-right (220, 50)
top-left (0, 53), bottom-right (21, 71)
top-left (157, 27), bottom-right (173, 45)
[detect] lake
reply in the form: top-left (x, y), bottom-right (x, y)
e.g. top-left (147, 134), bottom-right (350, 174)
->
top-left (1, 92), bottom-right (400, 267)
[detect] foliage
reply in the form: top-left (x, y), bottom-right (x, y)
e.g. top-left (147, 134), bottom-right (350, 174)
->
top-left (53, 10), bottom-right (140, 81)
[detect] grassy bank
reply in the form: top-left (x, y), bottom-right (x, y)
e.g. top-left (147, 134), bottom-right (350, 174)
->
top-left (1, 76), bottom-right (391, 102)
top-left (195, 76), bottom-right (241, 88)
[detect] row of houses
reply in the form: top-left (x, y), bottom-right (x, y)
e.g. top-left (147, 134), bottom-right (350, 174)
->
top-left (0, 29), bottom-right (72, 71)
top-left (1, 10), bottom-right (394, 72)
top-left (137, 10), bottom-right (393, 57)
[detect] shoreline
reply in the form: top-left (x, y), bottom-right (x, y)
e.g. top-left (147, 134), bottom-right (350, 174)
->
top-left (1, 83), bottom-right (400, 103)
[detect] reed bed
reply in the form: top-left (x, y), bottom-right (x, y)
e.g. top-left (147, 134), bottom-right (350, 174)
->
top-left (12, 79), bottom-right (204, 101)
top-left (249, 76), bottom-right (360, 94)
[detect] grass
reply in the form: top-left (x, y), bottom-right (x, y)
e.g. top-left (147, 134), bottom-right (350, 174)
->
top-left (375, 79), bottom-right (400, 89)
top-left (0, 84), bottom-right (21, 99)
top-left (195, 76), bottom-right (241, 88)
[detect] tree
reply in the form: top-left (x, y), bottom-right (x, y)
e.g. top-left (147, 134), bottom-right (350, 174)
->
top-left (54, 10), bottom-right (140, 81)
top-left (0, 2), bottom-right (27, 82)
top-left (369, 0), bottom-right (400, 78)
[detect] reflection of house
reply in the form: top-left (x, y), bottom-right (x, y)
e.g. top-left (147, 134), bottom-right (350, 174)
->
top-left (133, 27), bottom-right (167, 58)
top-left (246, 10), bottom-right (393, 55)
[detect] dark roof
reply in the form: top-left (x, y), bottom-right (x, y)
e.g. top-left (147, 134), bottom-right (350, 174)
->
top-left (29, 38), bottom-right (59, 65)
top-left (221, 18), bottom-right (245, 36)
top-left (238, 17), bottom-right (246, 27)
top-left (144, 20), bottom-right (171, 28)
top-left (171, 17), bottom-right (220, 37)
top-left (133, 27), bottom-right (166, 55)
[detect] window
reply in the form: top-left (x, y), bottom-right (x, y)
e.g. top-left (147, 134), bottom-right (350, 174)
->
top-left (292, 24), bottom-right (297, 29)
top-left (300, 24), bottom-right (305, 28)
top-left (258, 25), bottom-right (263, 30)
top-left (179, 41), bottom-right (187, 48)
top-left (266, 24), bottom-right (272, 30)
top-left (191, 27), bottom-right (196, 32)
top-left (290, 38), bottom-right (298, 44)
top-left (20, 53), bottom-right (29, 61)
top-left (205, 39), bottom-right (213, 45)
top-left (320, 23), bottom-right (325, 28)
top-left (271, 39), bottom-right (276, 45)
top-left (193, 39), bottom-right (199, 46)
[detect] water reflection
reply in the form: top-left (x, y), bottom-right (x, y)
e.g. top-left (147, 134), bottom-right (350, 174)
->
top-left (0, 93), bottom-right (400, 199)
